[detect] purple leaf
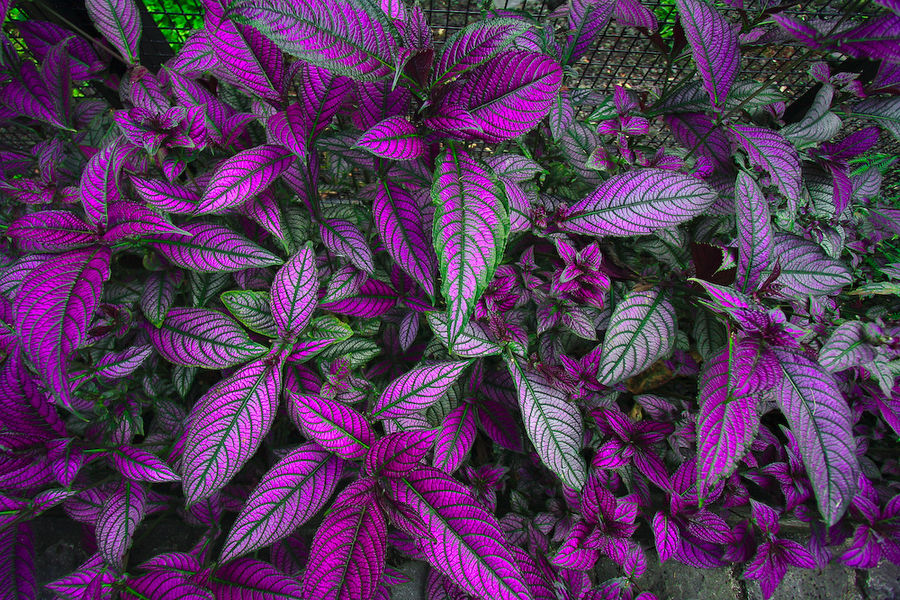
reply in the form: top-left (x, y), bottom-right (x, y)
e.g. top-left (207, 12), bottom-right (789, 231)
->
top-left (506, 353), bottom-right (586, 490)
top-left (123, 572), bottom-right (213, 600)
top-left (782, 85), bottom-right (842, 145)
top-left (148, 307), bottom-right (267, 368)
top-left (210, 558), bottom-right (303, 599)
top-left (0, 60), bottom-right (66, 129)
top-left (287, 392), bottom-right (374, 459)
top-left (18, 21), bottom-right (104, 80)
top-left (432, 148), bottom-right (509, 343)
top-left (425, 311), bottom-right (502, 358)
top-left (764, 233), bottom-right (852, 296)
top-left (181, 359), bottom-right (283, 504)
top-left (230, 0), bottom-right (400, 81)
top-left (266, 104), bottom-right (308, 158)
top-left (852, 97), bottom-right (900, 141)
top-left (96, 479), bottom-right (146, 568)
top-left (356, 116), bottom-right (425, 160)
top-left (433, 403), bottom-right (476, 473)
top-left (548, 89), bottom-right (575, 141)
top-left (222, 290), bottom-right (278, 338)
top-left (110, 446), bottom-right (180, 483)
top-left (103, 201), bottom-right (191, 242)
top-left (695, 345), bottom-right (759, 502)
top-left (14, 247), bottom-right (111, 411)
top-left (563, 0), bottom-right (615, 64)
top-left (373, 179), bottom-right (437, 297)
top-left (652, 512), bottom-right (679, 561)
top-left (129, 176), bottom-right (200, 214)
top-left (729, 125), bottom-right (801, 199)
top-left (320, 278), bottom-right (398, 318)
top-left (166, 29), bottom-right (218, 75)
top-left (818, 321), bottom-right (876, 373)
top-left (735, 171), bottom-right (774, 293)
top-left (320, 219), bottom-right (375, 275)
top-left (442, 51), bottom-right (562, 141)
top-left (197, 145), bottom-right (294, 215)
top-left (597, 288), bottom-right (677, 385)
top-left (80, 137), bottom-right (132, 227)
top-left (390, 466), bottom-right (531, 600)
top-left (371, 360), bottom-right (471, 420)
top-left (140, 271), bottom-right (182, 328)
top-left (614, 0), bottom-right (658, 30)
top-left (85, 0), bottom-right (142, 63)
top-left (774, 349), bottom-right (859, 525)
top-left (41, 39), bottom-right (73, 126)
top-left (6, 211), bottom-right (97, 253)
top-left (562, 168), bottom-right (718, 236)
top-left (664, 113), bottom-right (734, 173)
top-left (676, 0), bottom-right (739, 108)
top-left (95, 344), bottom-right (153, 380)
top-left (270, 243), bottom-right (319, 338)
top-left (295, 63), bottom-right (354, 139)
top-left (433, 19), bottom-right (528, 86)
top-left (0, 524), bottom-right (35, 600)
top-left (301, 480), bottom-right (388, 599)
top-left (364, 429), bottom-right (437, 477)
top-left (150, 222), bottom-right (282, 272)
top-left (484, 154), bottom-right (544, 182)
top-left (138, 552), bottom-right (201, 573)
top-left (220, 443), bottom-right (342, 562)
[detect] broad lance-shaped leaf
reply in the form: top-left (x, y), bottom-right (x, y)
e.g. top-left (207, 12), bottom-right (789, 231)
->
top-left (562, 169), bottom-right (717, 237)
top-left (371, 360), bottom-right (471, 420)
top-left (374, 179), bottom-right (437, 298)
top-left (80, 137), bottom-right (131, 227)
top-left (140, 271), bottom-right (182, 329)
top-left (288, 393), bottom-right (374, 459)
top-left (676, 0), bottom-right (739, 108)
top-left (774, 349), bottom-right (859, 525)
top-left (597, 288), bottom-right (677, 385)
top-left (270, 243), bottom-right (318, 338)
top-left (443, 50), bottom-right (562, 142)
top-left (197, 145), bottom-right (293, 215)
top-left (6, 211), bottom-right (97, 253)
top-left (109, 446), bottom-right (180, 483)
top-left (564, 0), bottom-right (614, 65)
top-left (434, 403), bottom-right (475, 473)
top-left (735, 171), bottom-right (773, 293)
top-left (433, 19), bottom-right (528, 86)
top-left (432, 147), bottom-right (509, 344)
top-left (129, 176), bottom-right (199, 214)
top-left (182, 359), bottom-right (283, 504)
top-left (104, 201), bottom-right (189, 242)
top-left (95, 345), bottom-right (153, 380)
top-left (149, 307), bottom-right (267, 368)
top-left (302, 481), bottom-right (387, 600)
top-left (86, 0), bottom-right (141, 63)
top-left (782, 85), bottom-right (841, 145)
top-left (266, 104), bottom-right (308, 158)
top-left (96, 480), bottom-right (146, 568)
top-left (229, 0), bottom-right (400, 81)
top-left (852, 97), bottom-right (900, 142)
top-left (819, 321), bottom-right (876, 373)
top-left (506, 354), bottom-right (586, 491)
top-left (123, 571), bottom-right (213, 600)
top-left (0, 524), bottom-right (35, 600)
top-left (695, 345), bottom-right (759, 502)
top-left (729, 125), bottom-right (800, 200)
top-left (356, 116), bottom-right (425, 160)
top-left (210, 558), bottom-right (303, 599)
top-left (764, 233), bottom-right (852, 297)
top-left (222, 291), bottom-right (278, 337)
top-left (320, 219), bottom-right (375, 275)
top-left (150, 222), bottom-right (282, 272)
top-left (220, 443), bottom-right (342, 563)
top-left (14, 247), bottom-right (111, 411)
top-left (390, 466), bottom-right (532, 600)
top-left (364, 430), bottom-right (437, 478)
top-left (425, 311), bottom-right (502, 358)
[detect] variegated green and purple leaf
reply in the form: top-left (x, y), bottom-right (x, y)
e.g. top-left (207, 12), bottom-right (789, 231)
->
top-left (150, 222), bottom-right (283, 272)
top-left (425, 311), bottom-right (502, 358)
top-left (433, 19), bottom-right (528, 86)
top-left (288, 392), bottom-right (374, 459)
top-left (222, 290), bottom-right (278, 338)
top-left (80, 137), bottom-right (132, 227)
top-left (85, 0), bottom-right (142, 64)
top-left (729, 125), bottom-right (801, 199)
top-left (109, 446), bottom-right (180, 483)
top-left (356, 116), bottom-right (425, 160)
top-left (266, 104), bottom-right (308, 158)
top-left (676, 0), bottom-right (739, 108)
top-left (319, 219), bottom-right (375, 275)
top-left (129, 176), bottom-right (200, 214)
top-left (197, 145), bottom-right (294, 215)
top-left (433, 403), bottom-right (476, 473)
top-left (103, 201), bottom-right (190, 242)
top-left (818, 321), bottom-right (876, 373)
top-left (95, 345), bottom-right (153, 380)
top-left (220, 443), bottom-right (342, 562)
top-left (364, 429), bottom-right (437, 478)
top-left (270, 243), bottom-right (319, 339)
top-left (210, 558), bottom-right (303, 599)
top-left (95, 479), bottom-right (146, 568)
top-left (140, 271), bottom-right (182, 329)
top-left (764, 233), bottom-right (852, 297)
top-left (0, 524), bottom-right (35, 600)
top-left (148, 307), bottom-right (267, 369)
top-left (371, 360), bottom-right (471, 420)
top-left (735, 171), bottom-right (774, 293)
top-left (6, 211), bottom-right (97, 253)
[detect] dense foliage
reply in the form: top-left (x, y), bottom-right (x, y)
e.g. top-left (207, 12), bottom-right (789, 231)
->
top-left (0, 0), bottom-right (899, 598)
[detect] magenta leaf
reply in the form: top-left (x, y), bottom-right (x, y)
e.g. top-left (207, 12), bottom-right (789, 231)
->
top-left (0, 524), bottom-right (35, 600)
top-left (129, 176), bottom-right (200, 214)
top-left (181, 359), bottom-right (283, 504)
top-left (562, 168), bottom-right (718, 236)
top-left (148, 307), bottom-right (267, 369)
top-left (95, 345), bottom-right (153, 380)
top-left (14, 247), bottom-right (111, 411)
top-left (96, 479), bottom-right (146, 568)
top-left (230, 0), bottom-right (400, 80)
top-left (210, 558), bottom-right (303, 599)
top-left (364, 429), bottom-right (437, 478)
top-left (432, 148), bottom-right (509, 343)
top-left (735, 171), bottom-right (774, 293)
top-left (6, 210), bottom-right (97, 253)
top-left (818, 321), bottom-right (875, 373)
top-left (371, 360), bottom-right (471, 420)
top-left (676, 0), bottom-right (739, 108)
top-left (664, 113), bottom-right (734, 174)
top-left (109, 446), bottom-right (180, 483)
top-left (319, 218), bottom-right (375, 275)
top-left (442, 51), bottom-right (562, 141)
top-left (301, 480), bottom-right (388, 599)
top-left (729, 125), bottom-right (801, 200)
top-left (320, 278), bottom-right (398, 318)
top-left (85, 0), bottom-right (142, 63)
top-left (764, 233), bottom-right (852, 296)
top-left (390, 466), bottom-right (531, 599)
top-left (103, 201), bottom-right (190, 242)
top-left (425, 311), bottom-right (502, 358)
top-left (373, 179), bottom-right (437, 298)
top-left (150, 222), bottom-right (282, 272)
top-left (287, 392), bottom-right (374, 459)
top-left (506, 353), bottom-right (586, 490)
top-left (433, 19), bottom-right (528, 86)
top-left (266, 104), bottom-right (308, 158)
top-left (18, 21), bottom-right (104, 80)
top-left (80, 137), bottom-right (132, 227)
top-left (598, 288), bottom-right (677, 385)
top-left (295, 62), bottom-right (355, 139)
top-left (197, 145), bottom-right (294, 214)
top-left (695, 345), bottom-right (759, 502)
top-left (140, 271), bottom-right (182, 329)
top-left (123, 572), bottom-right (214, 600)
top-left (356, 116), bottom-right (425, 160)
top-left (220, 443), bottom-right (342, 562)
top-left (774, 349), bottom-right (859, 525)
top-left (270, 243), bottom-right (319, 339)
top-left (433, 403), bottom-right (476, 473)
top-left (852, 97), bottom-right (900, 141)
